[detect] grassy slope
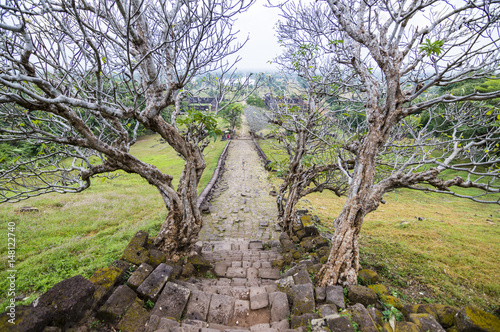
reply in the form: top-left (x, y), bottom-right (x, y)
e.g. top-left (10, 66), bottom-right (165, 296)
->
top-left (0, 135), bottom-right (226, 311)
top-left (258, 138), bottom-right (500, 312)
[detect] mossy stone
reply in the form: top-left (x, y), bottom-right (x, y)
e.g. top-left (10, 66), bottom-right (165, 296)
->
top-left (312, 236), bottom-right (329, 249)
top-left (408, 313), bottom-right (445, 332)
top-left (116, 298), bottom-right (150, 332)
top-left (187, 254), bottom-right (212, 273)
top-left (382, 321), bottom-right (393, 332)
top-left (368, 284), bottom-right (389, 297)
top-left (90, 266), bottom-right (124, 304)
top-left (320, 255), bottom-right (328, 264)
top-left (0, 306), bottom-right (30, 332)
top-left (358, 269), bottom-right (380, 285)
top-left (283, 252), bottom-right (293, 265)
top-left (394, 321), bottom-right (420, 332)
top-left (433, 304), bottom-right (460, 328)
top-left (291, 313), bottom-right (320, 329)
top-left (292, 225), bottom-right (304, 233)
top-left (300, 237), bottom-right (315, 252)
top-left (307, 263), bottom-right (322, 277)
top-left (316, 246), bottom-right (330, 258)
top-left (347, 285), bottom-right (378, 307)
top-left (381, 295), bottom-right (403, 310)
top-left (292, 250), bottom-right (302, 260)
top-left (291, 235), bottom-right (300, 243)
top-left (181, 263), bottom-right (195, 278)
top-left (272, 259), bottom-right (285, 269)
top-left (456, 306), bottom-right (500, 332)
top-left (121, 244), bottom-right (150, 266)
top-left (147, 249), bottom-right (166, 268)
top-left (295, 228), bottom-right (307, 240)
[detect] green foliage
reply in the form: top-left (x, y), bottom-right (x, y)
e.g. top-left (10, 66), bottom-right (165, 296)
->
top-left (382, 305), bottom-right (404, 322)
top-left (246, 94), bottom-right (266, 108)
top-left (419, 39), bottom-right (445, 57)
top-left (218, 103), bottom-right (244, 131)
top-left (143, 299), bottom-right (154, 309)
top-left (177, 109), bottom-right (222, 142)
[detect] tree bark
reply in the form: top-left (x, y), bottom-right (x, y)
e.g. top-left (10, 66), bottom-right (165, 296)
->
top-left (154, 147), bottom-right (206, 260)
top-left (317, 128), bottom-right (384, 286)
top-left (277, 174), bottom-right (301, 235)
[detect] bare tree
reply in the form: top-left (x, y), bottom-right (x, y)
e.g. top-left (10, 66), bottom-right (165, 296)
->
top-left (276, 0), bottom-right (500, 286)
top-left (0, 0), bottom-right (255, 260)
top-left (259, 75), bottom-right (351, 234)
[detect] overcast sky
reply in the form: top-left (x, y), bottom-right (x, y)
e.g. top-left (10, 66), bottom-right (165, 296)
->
top-left (231, 2), bottom-right (282, 72)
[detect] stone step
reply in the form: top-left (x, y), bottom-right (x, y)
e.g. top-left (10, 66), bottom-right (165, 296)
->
top-left (176, 318), bottom-right (297, 331)
top-left (202, 251), bottom-right (283, 263)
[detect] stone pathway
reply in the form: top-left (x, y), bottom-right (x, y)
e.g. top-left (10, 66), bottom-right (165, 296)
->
top-left (199, 121), bottom-right (278, 242)
top-left (138, 123), bottom-right (294, 331)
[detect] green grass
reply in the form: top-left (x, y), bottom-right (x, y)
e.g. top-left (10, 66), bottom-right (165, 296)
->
top-left (0, 135), bottom-right (226, 312)
top-left (258, 138), bottom-right (500, 313)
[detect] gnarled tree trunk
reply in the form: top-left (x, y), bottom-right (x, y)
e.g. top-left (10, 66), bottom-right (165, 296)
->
top-left (277, 174), bottom-right (302, 235)
top-left (317, 129), bottom-right (384, 286)
top-left (154, 147), bottom-right (206, 261)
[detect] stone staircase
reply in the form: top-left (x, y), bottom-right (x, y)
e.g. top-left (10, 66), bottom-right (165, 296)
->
top-left (141, 238), bottom-right (297, 332)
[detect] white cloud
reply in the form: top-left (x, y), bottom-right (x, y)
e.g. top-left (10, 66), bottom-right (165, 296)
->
top-left (231, 1), bottom-right (282, 72)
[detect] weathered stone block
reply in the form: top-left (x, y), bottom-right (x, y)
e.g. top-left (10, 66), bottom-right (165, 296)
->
top-left (455, 306), bottom-right (500, 332)
top-left (187, 255), bottom-right (212, 273)
top-left (280, 239), bottom-right (295, 252)
top-left (394, 321), bottom-right (420, 331)
top-left (137, 263), bottom-right (173, 301)
top-left (233, 299), bottom-right (250, 322)
top-left (157, 317), bottom-right (180, 330)
top-left (315, 287), bottom-right (326, 302)
top-left (276, 276), bottom-right (295, 299)
top-left (259, 268), bottom-right (280, 279)
top-left (325, 285), bottom-right (345, 309)
top-left (408, 313), bottom-right (445, 332)
top-left (367, 284), bottom-right (389, 296)
top-left (151, 282), bottom-right (190, 320)
top-left (381, 294), bottom-right (403, 310)
top-left (121, 231), bottom-right (150, 265)
top-left (318, 304), bottom-right (338, 318)
top-left (250, 292), bottom-right (269, 310)
top-left (207, 294), bottom-right (235, 325)
top-left (358, 269), bottom-right (380, 285)
top-left (97, 285), bottom-right (137, 323)
top-left (90, 266), bottom-right (124, 305)
top-left (326, 315), bottom-right (355, 332)
top-left (185, 290), bottom-right (212, 321)
top-left (292, 283), bottom-right (315, 316)
top-left (345, 303), bottom-right (378, 332)
top-left (18, 276), bottom-right (95, 331)
top-left (295, 229), bottom-right (307, 241)
top-left (226, 267), bottom-right (247, 278)
top-left (300, 215), bottom-right (320, 236)
top-left (269, 292), bottom-right (289, 322)
top-left (292, 266), bottom-right (312, 285)
top-left (249, 240), bottom-right (263, 250)
top-left (127, 263), bottom-right (153, 290)
top-left (144, 314), bottom-right (160, 332)
top-left (291, 313), bottom-right (320, 329)
top-left (147, 249), bottom-right (166, 268)
top-left (214, 262), bottom-right (228, 277)
top-left (347, 285), bottom-right (378, 307)
top-left (116, 298), bottom-right (150, 332)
